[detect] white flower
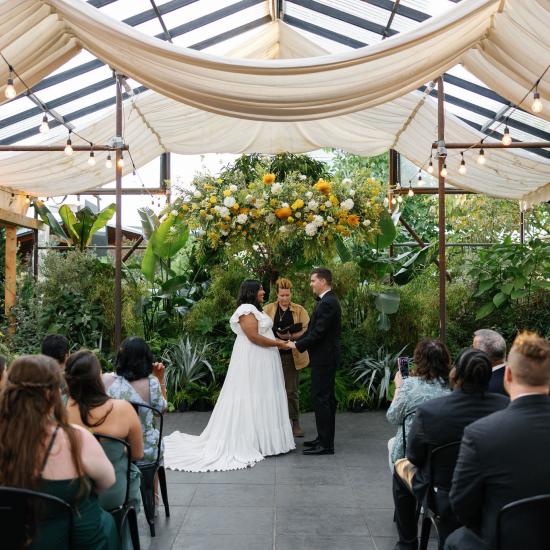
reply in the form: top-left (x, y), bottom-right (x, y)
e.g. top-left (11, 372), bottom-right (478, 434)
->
top-left (215, 206), bottom-right (230, 217)
top-left (299, 174), bottom-right (307, 181)
top-left (306, 191), bottom-right (313, 199)
top-left (342, 177), bottom-right (352, 185)
top-left (341, 198), bottom-right (354, 211)
top-left (220, 229), bottom-right (228, 236)
top-left (271, 183), bottom-right (282, 195)
top-left (349, 189), bottom-right (356, 197)
top-left (229, 184), bottom-right (238, 192)
top-left (324, 201), bottom-right (332, 208)
top-left (168, 226), bottom-right (178, 235)
top-left (193, 190), bottom-right (202, 199)
top-left (327, 216), bottom-right (334, 223)
top-left (255, 198), bottom-right (265, 208)
top-left (195, 229), bottom-right (205, 237)
top-left (236, 213), bottom-right (248, 224)
top-left (224, 196), bottom-right (236, 208)
top-left (206, 214), bottom-right (214, 221)
top-left (265, 213), bottom-right (276, 225)
top-left (282, 202), bottom-right (289, 208)
top-left (307, 200), bottom-right (318, 211)
top-left (279, 225), bottom-right (288, 233)
top-left (245, 194), bottom-right (253, 203)
top-left (295, 212), bottom-right (302, 219)
top-left (263, 192), bottom-right (269, 200)
top-left (305, 223), bottom-right (318, 236)
top-left (170, 210), bottom-right (178, 217)
top-left (363, 219), bottom-right (371, 226)
top-left (314, 215), bottom-right (324, 225)
top-left (383, 197), bottom-right (390, 207)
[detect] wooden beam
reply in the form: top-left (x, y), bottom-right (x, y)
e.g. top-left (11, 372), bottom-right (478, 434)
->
top-left (394, 188), bottom-right (473, 195)
top-left (84, 187), bottom-right (167, 196)
top-left (433, 141), bottom-right (550, 149)
top-left (4, 225), bottom-right (16, 332)
top-left (0, 207), bottom-right (43, 229)
top-left (0, 145), bottom-right (127, 152)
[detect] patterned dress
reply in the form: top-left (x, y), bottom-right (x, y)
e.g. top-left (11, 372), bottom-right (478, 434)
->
top-left (386, 376), bottom-right (450, 463)
top-left (105, 374), bottom-right (167, 463)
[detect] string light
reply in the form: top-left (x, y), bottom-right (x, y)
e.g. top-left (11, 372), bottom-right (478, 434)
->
top-left (383, 196), bottom-right (389, 208)
top-left (418, 173), bottom-right (425, 186)
top-left (407, 183), bottom-right (414, 197)
top-left (532, 90), bottom-right (543, 114)
top-left (458, 153), bottom-right (467, 174)
top-left (64, 131), bottom-right (73, 156)
top-left (105, 153), bottom-right (112, 169)
top-left (117, 153), bottom-right (125, 169)
top-left (502, 126), bottom-right (512, 146)
top-left (39, 114), bottom-right (49, 134)
top-left (397, 195), bottom-right (403, 204)
top-left (427, 158), bottom-right (434, 174)
top-left (87, 148), bottom-right (96, 166)
top-left (440, 163), bottom-right (448, 178)
top-left (477, 147), bottom-right (486, 165)
top-left (4, 67), bottom-right (16, 99)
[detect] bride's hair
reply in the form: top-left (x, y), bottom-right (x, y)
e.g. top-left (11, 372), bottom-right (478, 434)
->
top-left (237, 279), bottom-right (263, 311)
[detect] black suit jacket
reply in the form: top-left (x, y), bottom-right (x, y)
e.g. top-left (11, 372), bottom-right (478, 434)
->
top-left (295, 291), bottom-right (341, 368)
top-left (407, 390), bottom-right (509, 502)
top-left (487, 365), bottom-right (506, 396)
top-left (449, 394), bottom-right (550, 549)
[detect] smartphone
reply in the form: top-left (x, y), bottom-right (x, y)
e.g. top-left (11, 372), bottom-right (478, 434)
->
top-left (397, 356), bottom-right (411, 378)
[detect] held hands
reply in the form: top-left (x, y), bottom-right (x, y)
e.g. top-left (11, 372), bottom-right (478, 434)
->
top-left (153, 362), bottom-right (166, 381)
top-left (394, 369), bottom-right (403, 389)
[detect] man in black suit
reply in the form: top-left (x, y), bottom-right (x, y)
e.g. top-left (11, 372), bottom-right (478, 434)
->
top-left (287, 268), bottom-right (341, 455)
top-left (446, 331), bottom-right (550, 550)
top-left (392, 349), bottom-right (509, 550)
top-left (472, 329), bottom-right (507, 395)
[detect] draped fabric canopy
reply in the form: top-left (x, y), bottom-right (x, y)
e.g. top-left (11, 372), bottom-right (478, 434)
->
top-left (0, 0), bottom-right (548, 203)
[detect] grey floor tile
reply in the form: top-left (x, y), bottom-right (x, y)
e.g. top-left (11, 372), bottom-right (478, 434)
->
top-left (192, 483), bottom-right (275, 507)
top-left (276, 465), bottom-right (349, 486)
top-left (181, 506), bottom-right (274, 535)
top-left (373, 537), bottom-right (437, 550)
top-left (162, 483), bottom-right (199, 506)
top-left (276, 534), bottom-right (376, 550)
top-left (276, 507), bottom-right (370, 536)
top-left (165, 469), bottom-right (204, 484)
top-left (199, 464), bottom-right (276, 484)
top-left (173, 533), bottom-right (273, 550)
top-left (276, 484), bottom-right (357, 508)
top-left (363, 508), bottom-right (399, 537)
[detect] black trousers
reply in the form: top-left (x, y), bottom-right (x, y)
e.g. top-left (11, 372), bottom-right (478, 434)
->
top-left (310, 363), bottom-right (336, 448)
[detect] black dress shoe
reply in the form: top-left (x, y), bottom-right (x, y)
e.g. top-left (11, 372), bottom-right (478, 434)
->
top-left (302, 445), bottom-right (334, 455)
top-left (303, 438), bottom-right (320, 448)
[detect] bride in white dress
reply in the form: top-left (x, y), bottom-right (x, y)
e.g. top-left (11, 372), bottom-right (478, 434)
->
top-left (164, 280), bottom-right (296, 472)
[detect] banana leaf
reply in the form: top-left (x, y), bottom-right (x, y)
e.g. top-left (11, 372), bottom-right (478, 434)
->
top-left (59, 204), bottom-right (81, 245)
top-left (137, 207), bottom-right (159, 239)
top-left (150, 214), bottom-right (189, 259)
top-left (34, 200), bottom-right (68, 241)
top-left (88, 203), bottom-right (115, 245)
top-left (367, 208), bottom-right (397, 250)
top-left (141, 240), bottom-right (157, 282)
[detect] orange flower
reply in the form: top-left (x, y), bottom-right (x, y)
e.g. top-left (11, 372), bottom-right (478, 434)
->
top-left (347, 214), bottom-right (360, 227)
top-left (275, 207), bottom-right (292, 219)
top-left (314, 179), bottom-right (331, 195)
top-left (263, 173), bottom-right (276, 185)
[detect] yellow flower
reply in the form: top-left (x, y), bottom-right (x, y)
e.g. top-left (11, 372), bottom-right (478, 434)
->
top-left (224, 215), bottom-right (231, 221)
top-left (270, 199), bottom-right (279, 207)
top-left (275, 207), bottom-right (292, 219)
top-left (314, 179), bottom-right (331, 195)
top-left (209, 196), bottom-right (217, 204)
top-left (217, 178), bottom-right (223, 183)
top-left (287, 216), bottom-right (294, 223)
top-left (320, 205), bottom-right (326, 211)
top-left (223, 189), bottom-right (232, 197)
top-left (263, 173), bottom-right (276, 185)
top-left (329, 194), bottom-right (339, 206)
top-left (191, 203), bottom-right (199, 210)
top-left (347, 214), bottom-right (360, 227)
top-left (291, 199), bottom-right (305, 210)
top-left (182, 204), bottom-right (189, 212)
top-left (240, 207), bottom-right (250, 214)
top-left (232, 203), bottom-right (240, 211)
top-left (199, 209), bottom-right (207, 217)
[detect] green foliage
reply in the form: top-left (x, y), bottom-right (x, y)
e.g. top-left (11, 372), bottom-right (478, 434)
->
top-left (467, 238), bottom-right (550, 320)
top-left (298, 367), bottom-right (353, 413)
top-left (330, 150), bottom-right (389, 182)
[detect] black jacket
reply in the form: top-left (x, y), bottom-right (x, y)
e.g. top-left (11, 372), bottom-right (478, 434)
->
top-left (407, 390), bottom-right (508, 502)
top-left (487, 365), bottom-right (506, 396)
top-left (295, 290), bottom-right (341, 368)
top-left (449, 394), bottom-right (550, 549)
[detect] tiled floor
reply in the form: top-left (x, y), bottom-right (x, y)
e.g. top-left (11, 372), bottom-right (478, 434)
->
top-left (137, 411), bottom-right (435, 550)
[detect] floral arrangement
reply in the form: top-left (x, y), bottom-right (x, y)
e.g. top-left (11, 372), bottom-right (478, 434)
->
top-left (167, 170), bottom-right (386, 254)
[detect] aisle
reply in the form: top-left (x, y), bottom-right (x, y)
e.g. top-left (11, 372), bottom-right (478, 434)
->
top-left (138, 411), bottom-right (435, 550)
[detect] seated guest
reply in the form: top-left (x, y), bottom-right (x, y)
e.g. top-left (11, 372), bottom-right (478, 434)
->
top-left (387, 339), bottom-right (451, 468)
top-left (392, 349), bottom-right (509, 550)
top-left (446, 332), bottom-right (550, 550)
top-left (42, 333), bottom-right (70, 398)
top-left (103, 337), bottom-right (167, 464)
top-left (472, 329), bottom-right (507, 395)
top-left (65, 350), bottom-right (143, 513)
top-left (0, 355), bottom-right (118, 549)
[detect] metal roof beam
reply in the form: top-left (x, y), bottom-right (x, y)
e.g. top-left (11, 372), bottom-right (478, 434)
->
top-left (361, 0), bottom-right (430, 23)
top-left (284, 15), bottom-right (367, 47)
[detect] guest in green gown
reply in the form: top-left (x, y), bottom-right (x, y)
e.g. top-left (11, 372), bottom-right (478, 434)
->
top-left (0, 354), bottom-right (120, 550)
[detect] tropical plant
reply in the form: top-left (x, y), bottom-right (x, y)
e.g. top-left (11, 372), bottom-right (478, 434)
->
top-left (351, 345), bottom-right (407, 407)
top-left (345, 387), bottom-right (372, 412)
top-left (162, 337), bottom-right (215, 398)
top-left (34, 200), bottom-right (115, 251)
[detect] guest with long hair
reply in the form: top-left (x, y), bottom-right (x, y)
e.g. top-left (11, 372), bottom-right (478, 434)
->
top-left (0, 355), bottom-right (118, 549)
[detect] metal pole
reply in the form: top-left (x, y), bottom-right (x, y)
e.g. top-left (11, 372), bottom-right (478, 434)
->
top-left (437, 76), bottom-right (446, 342)
top-left (114, 76), bottom-right (123, 351)
top-left (33, 209), bottom-right (39, 279)
top-left (388, 149), bottom-right (398, 260)
top-left (433, 141), bottom-right (550, 150)
top-left (520, 210), bottom-right (525, 244)
top-left (160, 152), bottom-right (171, 205)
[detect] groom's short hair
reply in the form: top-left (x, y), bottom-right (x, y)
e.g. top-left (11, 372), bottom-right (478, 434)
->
top-left (311, 268), bottom-right (332, 286)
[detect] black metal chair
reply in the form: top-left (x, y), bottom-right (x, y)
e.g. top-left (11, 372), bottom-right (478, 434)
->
top-left (130, 402), bottom-right (170, 537)
top-left (418, 441), bottom-right (462, 550)
top-left (0, 486), bottom-right (73, 550)
top-left (496, 494), bottom-right (550, 550)
top-left (402, 410), bottom-right (416, 456)
top-left (94, 433), bottom-right (141, 550)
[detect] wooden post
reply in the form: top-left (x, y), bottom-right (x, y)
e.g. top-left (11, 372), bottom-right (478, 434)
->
top-left (388, 149), bottom-right (398, 260)
top-left (114, 76), bottom-right (123, 351)
top-left (437, 76), bottom-right (446, 342)
top-left (5, 225), bottom-right (17, 333)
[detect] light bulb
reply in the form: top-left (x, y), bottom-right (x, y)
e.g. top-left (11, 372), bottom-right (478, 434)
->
top-left (397, 196), bottom-right (403, 204)
top-left (427, 159), bottom-right (434, 174)
top-left (105, 154), bottom-right (112, 169)
top-left (5, 74), bottom-right (16, 99)
top-left (532, 91), bottom-right (543, 114)
top-left (64, 138), bottom-right (73, 156)
top-left (383, 197), bottom-right (389, 207)
top-left (458, 156), bottom-right (467, 175)
top-left (502, 127), bottom-right (512, 146)
top-left (477, 148), bottom-right (486, 165)
top-left (117, 155), bottom-right (125, 169)
top-left (408, 188), bottom-right (414, 197)
top-left (88, 151), bottom-right (96, 166)
top-left (418, 174), bottom-right (425, 186)
top-left (39, 114), bottom-right (49, 134)
top-left (440, 164), bottom-right (448, 178)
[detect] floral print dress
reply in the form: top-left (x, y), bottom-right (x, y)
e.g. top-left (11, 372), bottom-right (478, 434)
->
top-left (106, 374), bottom-right (167, 464)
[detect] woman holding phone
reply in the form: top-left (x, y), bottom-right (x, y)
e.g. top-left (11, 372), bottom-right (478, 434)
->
top-left (264, 278), bottom-right (310, 437)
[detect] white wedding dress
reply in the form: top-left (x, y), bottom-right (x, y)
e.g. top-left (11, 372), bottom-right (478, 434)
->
top-left (164, 304), bottom-right (296, 472)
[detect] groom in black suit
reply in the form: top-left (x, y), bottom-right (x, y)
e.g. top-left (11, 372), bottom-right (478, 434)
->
top-left (288, 268), bottom-right (341, 455)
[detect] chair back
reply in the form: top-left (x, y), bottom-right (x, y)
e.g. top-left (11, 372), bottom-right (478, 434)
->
top-left (424, 440), bottom-right (461, 514)
top-left (130, 402), bottom-right (163, 465)
top-left (0, 486), bottom-right (72, 550)
top-left (497, 494), bottom-right (550, 550)
top-left (93, 433), bottom-right (132, 506)
top-left (402, 410), bottom-right (416, 455)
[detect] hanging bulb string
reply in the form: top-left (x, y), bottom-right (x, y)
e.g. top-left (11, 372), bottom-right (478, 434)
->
top-left (128, 148), bottom-right (159, 206)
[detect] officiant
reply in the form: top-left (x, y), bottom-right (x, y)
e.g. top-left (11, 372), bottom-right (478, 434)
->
top-left (264, 278), bottom-right (310, 438)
